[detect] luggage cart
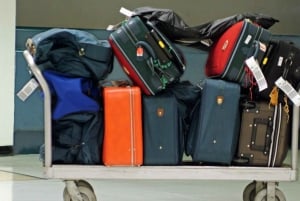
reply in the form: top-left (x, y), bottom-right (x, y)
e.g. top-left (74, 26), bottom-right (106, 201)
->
top-left (23, 50), bottom-right (299, 201)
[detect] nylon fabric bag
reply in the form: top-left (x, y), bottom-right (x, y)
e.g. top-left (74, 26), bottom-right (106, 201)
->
top-left (26, 28), bottom-right (114, 81)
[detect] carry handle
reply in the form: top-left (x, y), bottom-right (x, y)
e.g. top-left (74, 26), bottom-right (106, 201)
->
top-left (250, 117), bottom-right (273, 155)
top-left (282, 52), bottom-right (294, 79)
top-left (241, 101), bottom-right (256, 110)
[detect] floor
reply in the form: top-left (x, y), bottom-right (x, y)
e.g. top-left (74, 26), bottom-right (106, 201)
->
top-left (0, 153), bottom-right (299, 201)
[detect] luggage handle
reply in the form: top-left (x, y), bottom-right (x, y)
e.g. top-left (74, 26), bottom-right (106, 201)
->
top-left (250, 117), bottom-right (273, 155)
top-left (241, 101), bottom-right (256, 110)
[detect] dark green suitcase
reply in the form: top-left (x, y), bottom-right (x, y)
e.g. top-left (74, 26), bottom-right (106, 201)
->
top-left (109, 16), bottom-right (185, 95)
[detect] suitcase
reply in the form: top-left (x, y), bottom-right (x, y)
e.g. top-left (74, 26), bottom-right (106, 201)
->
top-left (235, 101), bottom-right (290, 167)
top-left (109, 16), bottom-right (186, 95)
top-left (258, 40), bottom-right (300, 105)
top-left (185, 79), bottom-right (241, 164)
top-left (102, 86), bottom-right (143, 166)
top-left (205, 20), bottom-right (271, 87)
top-left (142, 93), bottom-right (184, 165)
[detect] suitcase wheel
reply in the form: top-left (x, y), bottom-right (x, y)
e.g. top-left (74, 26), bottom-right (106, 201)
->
top-left (63, 180), bottom-right (97, 201)
top-left (243, 181), bottom-right (256, 201)
top-left (254, 188), bottom-right (286, 201)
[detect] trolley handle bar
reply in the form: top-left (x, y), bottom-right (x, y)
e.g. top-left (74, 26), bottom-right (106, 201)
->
top-left (23, 50), bottom-right (52, 168)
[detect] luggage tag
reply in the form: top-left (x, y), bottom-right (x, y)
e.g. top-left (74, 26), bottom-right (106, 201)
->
top-left (17, 78), bottom-right (40, 101)
top-left (275, 76), bottom-right (300, 106)
top-left (245, 56), bottom-right (268, 91)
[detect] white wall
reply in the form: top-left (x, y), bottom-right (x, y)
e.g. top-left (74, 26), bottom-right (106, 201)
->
top-left (0, 0), bottom-right (16, 146)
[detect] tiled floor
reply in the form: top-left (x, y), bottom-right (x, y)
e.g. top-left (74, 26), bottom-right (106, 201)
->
top-left (0, 153), bottom-right (299, 201)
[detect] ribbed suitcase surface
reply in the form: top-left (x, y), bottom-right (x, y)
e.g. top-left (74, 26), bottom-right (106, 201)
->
top-left (142, 93), bottom-right (184, 165)
top-left (186, 79), bottom-right (241, 164)
top-left (102, 86), bottom-right (143, 166)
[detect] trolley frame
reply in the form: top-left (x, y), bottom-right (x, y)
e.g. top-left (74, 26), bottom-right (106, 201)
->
top-left (23, 50), bottom-right (299, 201)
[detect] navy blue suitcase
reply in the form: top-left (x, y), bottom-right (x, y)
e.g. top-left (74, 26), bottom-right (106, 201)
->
top-left (186, 79), bottom-right (241, 164)
top-left (142, 93), bottom-right (184, 165)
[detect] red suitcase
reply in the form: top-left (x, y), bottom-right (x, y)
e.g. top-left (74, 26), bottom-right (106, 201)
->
top-left (205, 20), bottom-right (271, 88)
top-left (102, 86), bottom-right (143, 166)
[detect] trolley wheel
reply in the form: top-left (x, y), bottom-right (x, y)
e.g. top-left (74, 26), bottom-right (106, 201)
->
top-left (243, 181), bottom-right (256, 201)
top-left (63, 185), bottom-right (97, 201)
top-left (254, 188), bottom-right (286, 201)
top-left (76, 180), bottom-right (94, 192)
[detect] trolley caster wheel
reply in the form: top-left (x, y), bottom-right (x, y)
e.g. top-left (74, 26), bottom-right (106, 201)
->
top-left (243, 181), bottom-right (256, 201)
top-left (76, 180), bottom-right (94, 192)
top-left (63, 185), bottom-right (97, 201)
top-left (254, 188), bottom-right (286, 201)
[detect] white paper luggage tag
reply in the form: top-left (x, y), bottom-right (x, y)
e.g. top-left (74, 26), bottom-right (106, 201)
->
top-left (275, 76), bottom-right (300, 106)
top-left (17, 78), bottom-right (39, 101)
top-left (120, 7), bottom-right (135, 17)
top-left (106, 7), bottom-right (135, 30)
top-left (245, 56), bottom-right (268, 91)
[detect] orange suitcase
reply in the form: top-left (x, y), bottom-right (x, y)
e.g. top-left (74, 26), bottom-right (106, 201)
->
top-left (102, 86), bottom-right (143, 166)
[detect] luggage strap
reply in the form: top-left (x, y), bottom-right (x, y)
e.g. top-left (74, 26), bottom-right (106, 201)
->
top-left (250, 117), bottom-right (273, 155)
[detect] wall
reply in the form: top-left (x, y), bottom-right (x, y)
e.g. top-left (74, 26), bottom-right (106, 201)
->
top-left (0, 1), bottom-right (15, 147)
top-left (16, 0), bottom-right (300, 34)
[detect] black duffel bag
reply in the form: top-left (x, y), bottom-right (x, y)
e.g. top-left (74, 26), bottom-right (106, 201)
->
top-left (26, 28), bottom-right (114, 81)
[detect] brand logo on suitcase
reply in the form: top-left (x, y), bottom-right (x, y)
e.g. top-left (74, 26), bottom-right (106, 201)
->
top-left (157, 108), bottom-right (165, 117)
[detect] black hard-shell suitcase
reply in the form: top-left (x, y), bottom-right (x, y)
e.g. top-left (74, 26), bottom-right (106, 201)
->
top-left (185, 79), bottom-right (241, 164)
top-left (235, 101), bottom-right (290, 167)
top-left (258, 40), bottom-right (300, 105)
top-left (142, 93), bottom-right (184, 165)
top-left (109, 16), bottom-right (186, 95)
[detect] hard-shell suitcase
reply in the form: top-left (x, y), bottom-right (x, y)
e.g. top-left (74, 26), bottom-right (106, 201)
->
top-left (205, 20), bottom-right (271, 87)
top-left (142, 93), bottom-right (184, 165)
top-left (109, 16), bottom-right (186, 95)
top-left (235, 101), bottom-right (290, 167)
top-left (258, 40), bottom-right (300, 105)
top-left (102, 86), bottom-right (143, 166)
top-left (185, 79), bottom-right (241, 164)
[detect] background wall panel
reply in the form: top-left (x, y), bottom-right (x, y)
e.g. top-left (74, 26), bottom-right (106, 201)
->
top-left (16, 0), bottom-right (300, 34)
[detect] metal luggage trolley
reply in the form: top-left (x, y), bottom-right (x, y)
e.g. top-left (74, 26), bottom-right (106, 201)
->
top-left (23, 50), bottom-right (299, 201)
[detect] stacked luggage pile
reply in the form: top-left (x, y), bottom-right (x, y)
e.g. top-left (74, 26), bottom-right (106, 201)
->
top-left (24, 7), bottom-right (300, 168)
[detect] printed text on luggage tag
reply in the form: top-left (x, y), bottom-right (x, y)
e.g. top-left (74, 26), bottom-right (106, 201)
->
top-left (245, 56), bottom-right (268, 91)
top-left (17, 78), bottom-right (39, 101)
top-left (275, 77), bottom-right (300, 106)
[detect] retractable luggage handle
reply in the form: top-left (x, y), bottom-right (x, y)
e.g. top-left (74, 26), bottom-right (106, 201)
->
top-left (250, 117), bottom-right (273, 155)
